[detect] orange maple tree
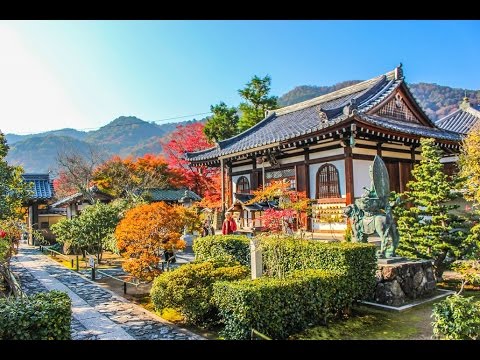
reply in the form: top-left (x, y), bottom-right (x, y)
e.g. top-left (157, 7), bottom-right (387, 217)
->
top-left (115, 202), bottom-right (197, 280)
top-left (93, 153), bottom-right (185, 198)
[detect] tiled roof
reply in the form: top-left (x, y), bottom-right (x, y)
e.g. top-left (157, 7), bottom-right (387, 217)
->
top-left (51, 187), bottom-right (113, 208)
top-left (22, 174), bottom-right (54, 200)
top-left (358, 114), bottom-right (462, 141)
top-left (436, 100), bottom-right (480, 135)
top-left (186, 65), bottom-right (458, 163)
top-left (143, 189), bottom-right (201, 202)
top-left (230, 193), bottom-right (277, 211)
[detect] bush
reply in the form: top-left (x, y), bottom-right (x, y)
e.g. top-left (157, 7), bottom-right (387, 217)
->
top-left (452, 260), bottom-right (480, 286)
top-left (260, 237), bottom-right (377, 300)
top-left (150, 261), bottom-right (248, 326)
top-left (432, 294), bottom-right (480, 340)
top-left (193, 235), bottom-right (250, 266)
top-left (213, 269), bottom-right (351, 340)
top-left (0, 291), bottom-right (72, 340)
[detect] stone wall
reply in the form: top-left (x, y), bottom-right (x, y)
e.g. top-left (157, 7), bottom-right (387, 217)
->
top-left (373, 259), bottom-right (436, 306)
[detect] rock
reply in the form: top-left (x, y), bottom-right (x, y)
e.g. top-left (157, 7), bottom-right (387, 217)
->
top-left (381, 266), bottom-right (396, 280)
top-left (413, 270), bottom-right (425, 290)
top-left (373, 259), bottom-right (436, 306)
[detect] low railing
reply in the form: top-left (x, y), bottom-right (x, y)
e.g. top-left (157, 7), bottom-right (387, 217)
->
top-left (40, 245), bottom-right (79, 270)
top-left (94, 268), bottom-right (139, 295)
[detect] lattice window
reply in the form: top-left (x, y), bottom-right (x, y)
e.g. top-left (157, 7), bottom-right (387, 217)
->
top-left (265, 168), bottom-right (295, 179)
top-left (265, 168), bottom-right (296, 189)
top-left (237, 176), bottom-right (250, 193)
top-left (377, 93), bottom-right (420, 123)
top-left (316, 164), bottom-right (340, 198)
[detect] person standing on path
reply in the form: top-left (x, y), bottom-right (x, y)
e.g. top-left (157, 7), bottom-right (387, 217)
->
top-left (222, 212), bottom-right (237, 235)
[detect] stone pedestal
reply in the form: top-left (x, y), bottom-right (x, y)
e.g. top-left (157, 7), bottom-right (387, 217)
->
top-left (373, 259), bottom-right (436, 306)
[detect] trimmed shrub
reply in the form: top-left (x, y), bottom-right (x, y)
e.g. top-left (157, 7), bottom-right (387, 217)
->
top-left (0, 291), bottom-right (72, 340)
top-left (193, 235), bottom-right (250, 266)
top-left (432, 294), bottom-right (480, 340)
top-left (151, 261), bottom-right (248, 326)
top-left (213, 269), bottom-right (351, 340)
top-left (260, 237), bottom-right (377, 300)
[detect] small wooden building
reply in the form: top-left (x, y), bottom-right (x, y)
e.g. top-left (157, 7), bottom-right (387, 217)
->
top-left (186, 65), bottom-right (463, 234)
top-left (22, 174), bottom-right (57, 244)
top-left (51, 186), bottom-right (113, 219)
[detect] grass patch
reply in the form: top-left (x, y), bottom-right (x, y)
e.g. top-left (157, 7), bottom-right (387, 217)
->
top-left (292, 278), bottom-right (480, 340)
top-left (290, 304), bottom-right (422, 340)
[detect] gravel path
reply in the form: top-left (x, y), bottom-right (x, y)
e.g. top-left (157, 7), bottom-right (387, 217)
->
top-left (11, 245), bottom-right (204, 340)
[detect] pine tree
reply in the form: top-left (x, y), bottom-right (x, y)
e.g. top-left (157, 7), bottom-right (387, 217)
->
top-left (395, 138), bottom-right (474, 280)
top-left (203, 102), bottom-right (239, 142)
top-left (237, 75), bottom-right (278, 132)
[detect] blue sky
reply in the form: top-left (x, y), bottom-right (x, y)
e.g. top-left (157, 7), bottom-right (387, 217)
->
top-left (0, 20), bottom-right (479, 135)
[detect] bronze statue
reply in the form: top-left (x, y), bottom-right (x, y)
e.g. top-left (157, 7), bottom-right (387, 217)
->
top-left (343, 156), bottom-right (400, 258)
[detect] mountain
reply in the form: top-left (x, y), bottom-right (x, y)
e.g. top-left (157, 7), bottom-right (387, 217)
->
top-left (278, 82), bottom-right (480, 122)
top-left (5, 128), bottom-right (87, 145)
top-left (6, 135), bottom-right (91, 173)
top-left (4, 116), bottom-right (203, 173)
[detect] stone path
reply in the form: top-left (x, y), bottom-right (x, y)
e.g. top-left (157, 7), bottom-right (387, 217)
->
top-left (11, 245), bottom-right (204, 340)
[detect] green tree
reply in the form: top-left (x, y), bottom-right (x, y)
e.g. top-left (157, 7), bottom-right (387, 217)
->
top-left (394, 138), bottom-right (475, 280)
top-left (51, 201), bottom-right (120, 262)
top-left (0, 132), bottom-right (31, 221)
top-left (237, 75), bottom-right (278, 132)
top-left (459, 123), bottom-right (480, 259)
top-left (203, 102), bottom-right (239, 142)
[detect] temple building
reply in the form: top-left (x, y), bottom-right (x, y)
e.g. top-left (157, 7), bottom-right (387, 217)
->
top-left (186, 65), bottom-right (463, 234)
top-left (437, 97), bottom-right (480, 176)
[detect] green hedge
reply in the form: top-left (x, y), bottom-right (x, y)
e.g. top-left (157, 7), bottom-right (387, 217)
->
top-left (151, 261), bottom-right (248, 326)
top-left (193, 235), bottom-right (250, 266)
top-left (260, 237), bottom-right (377, 300)
top-left (0, 291), bottom-right (72, 340)
top-left (213, 269), bottom-right (351, 340)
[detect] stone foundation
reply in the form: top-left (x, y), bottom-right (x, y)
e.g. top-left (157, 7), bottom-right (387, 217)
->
top-left (373, 259), bottom-right (436, 306)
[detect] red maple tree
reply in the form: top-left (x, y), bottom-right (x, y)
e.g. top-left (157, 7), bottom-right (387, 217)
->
top-left (161, 123), bottom-right (221, 207)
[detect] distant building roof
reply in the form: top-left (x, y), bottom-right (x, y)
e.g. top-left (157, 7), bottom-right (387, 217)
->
top-left (186, 65), bottom-right (461, 164)
top-left (22, 174), bottom-right (54, 201)
top-left (143, 188), bottom-right (201, 202)
top-left (436, 98), bottom-right (480, 135)
top-left (51, 186), bottom-right (113, 208)
top-left (228, 193), bottom-right (277, 212)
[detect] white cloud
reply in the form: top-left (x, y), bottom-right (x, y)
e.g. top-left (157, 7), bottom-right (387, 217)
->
top-left (0, 25), bottom-right (86, 134)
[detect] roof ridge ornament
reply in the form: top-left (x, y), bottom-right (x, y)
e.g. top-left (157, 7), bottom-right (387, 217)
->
top-left (460, 94), bottom-right (470, 110)
top-left (343, 98), bottom-right (358, 116)
top-left (394, 63), bottom-right (403, 80)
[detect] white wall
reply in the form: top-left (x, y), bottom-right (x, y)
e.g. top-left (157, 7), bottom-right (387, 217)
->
top-left (309, 160), bottom-right (345, 199)
top-left (353, 159), bottom-right (371, 198)
top-left (232, 163), bottom-right (253, 172)
top-left (309, 147), bottom-right (344, 160)
top-left (281, 154), bottom-right (305, 164)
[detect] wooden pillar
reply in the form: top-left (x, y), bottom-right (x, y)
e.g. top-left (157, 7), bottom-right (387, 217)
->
top-left (220, 158), bottom-right (225, 216)
top-left (410, 145), bottom-right (417, 164)
top-left (344, 145), bottom-right (354, 205)
top-left (28, 204), bottom-right (39, 245)
top-left (227, 163), bottom-right (233, 209)
top-left (304, 148), bottom-right (310, 197)
top-left (377, 142), bottom-right (383, 156)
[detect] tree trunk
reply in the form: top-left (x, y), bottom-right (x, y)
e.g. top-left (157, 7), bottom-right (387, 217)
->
top-left (433, 251), bottom-right (448, 281)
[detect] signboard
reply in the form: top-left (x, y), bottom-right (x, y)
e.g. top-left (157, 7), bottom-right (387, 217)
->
top-left (89, 256), bottom-right (95, 268)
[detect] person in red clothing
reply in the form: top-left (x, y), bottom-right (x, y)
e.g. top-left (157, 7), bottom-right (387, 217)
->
top-left (222, 212), bottom-right (237, 235)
